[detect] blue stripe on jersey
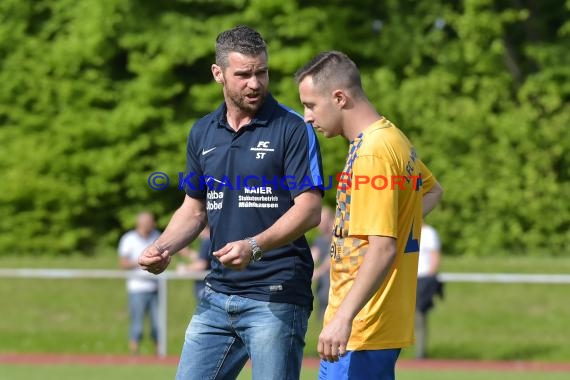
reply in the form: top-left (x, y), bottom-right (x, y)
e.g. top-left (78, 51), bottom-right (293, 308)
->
top-left (304, 122), bottom-right (323, 186)
top-left (279, 104), bottom-right (323, 187)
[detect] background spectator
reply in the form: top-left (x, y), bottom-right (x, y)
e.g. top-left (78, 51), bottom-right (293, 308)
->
top-left (118, 211), bottom-right (161, 355)
top-left (415, 222), bottom-right (444, 359)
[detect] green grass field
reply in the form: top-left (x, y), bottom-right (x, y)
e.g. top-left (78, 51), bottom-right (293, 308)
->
top-left (1, 254), bottom-right (569, 362)
top-left (1, 364), bottom-right (569, 380)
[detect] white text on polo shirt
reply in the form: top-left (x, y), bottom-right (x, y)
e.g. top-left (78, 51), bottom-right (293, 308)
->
top-left (207, 190), bottom-right (224, 210)
top-left (239, 187), bottom-right (278, 208)
top-left (244, 186), bottom-right (272, 194)
top-left (250, 141), bottom-right (275, 159)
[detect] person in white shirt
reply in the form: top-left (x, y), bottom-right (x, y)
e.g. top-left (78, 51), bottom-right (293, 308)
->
top-left (415, 223), bottom-right (443, 359)
top-left (118, 211), bottom-right (161, 355)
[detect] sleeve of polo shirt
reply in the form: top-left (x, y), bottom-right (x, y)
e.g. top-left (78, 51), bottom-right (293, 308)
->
top-left (183, 126), bottom-right (207, 199)
top-left (284, 122), bottom-right (324, 198)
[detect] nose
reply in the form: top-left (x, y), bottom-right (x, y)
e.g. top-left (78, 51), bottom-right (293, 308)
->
top-left (304, 110), bottom-right (314, 124)
top-left (248, 75), bottom-right (261, 90)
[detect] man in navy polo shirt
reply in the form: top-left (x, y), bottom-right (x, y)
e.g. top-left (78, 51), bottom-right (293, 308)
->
top-left (139, 26), bottom-right (323, 380)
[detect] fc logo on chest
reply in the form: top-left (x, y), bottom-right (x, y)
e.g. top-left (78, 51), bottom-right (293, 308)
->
top-left (250, 141), bottom-right (275, 159)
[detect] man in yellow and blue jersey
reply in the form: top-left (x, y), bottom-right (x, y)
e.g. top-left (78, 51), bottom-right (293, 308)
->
top-left (296, 51), bottom-right (444, 380)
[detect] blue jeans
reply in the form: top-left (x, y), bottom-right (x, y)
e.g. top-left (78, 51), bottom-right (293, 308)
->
top-left (128, 291), bottom-right (158, 343)
top-left (176, 286), bottom-right (311, 380)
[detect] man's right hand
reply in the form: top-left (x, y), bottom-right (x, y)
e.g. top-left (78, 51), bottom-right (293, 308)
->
top-left (139, 244), bottom-right (171, 275)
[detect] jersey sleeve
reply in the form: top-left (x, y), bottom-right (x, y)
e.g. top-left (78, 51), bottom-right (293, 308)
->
top-left (284, 122), bottom-right (324, 198)
top-left (184, 126), bottom-right (207, 199)
top-left (349, 155), bottom-right (399, 238)
top-left (418, 159), bottom-right (436, 195)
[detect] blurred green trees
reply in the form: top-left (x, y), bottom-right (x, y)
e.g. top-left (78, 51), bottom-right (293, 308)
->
top-left (0, 0), bottom-right (568, 256)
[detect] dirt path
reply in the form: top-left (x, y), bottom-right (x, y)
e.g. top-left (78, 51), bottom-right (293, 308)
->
top-left (1, 353), bottom-right (569, 373)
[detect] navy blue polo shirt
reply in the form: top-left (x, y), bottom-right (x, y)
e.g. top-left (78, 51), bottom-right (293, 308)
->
top-left (183, 94), bottom-right (324, 307)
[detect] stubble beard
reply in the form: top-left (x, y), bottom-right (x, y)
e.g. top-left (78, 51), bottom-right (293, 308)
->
top-left (226, 87), bottom-right (267, 116)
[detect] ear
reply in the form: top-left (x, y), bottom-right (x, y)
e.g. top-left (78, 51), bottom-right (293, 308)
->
top-left (211, 64), bottom-right (224, 84)
top-left (332, 89), bottom-right (348, 109)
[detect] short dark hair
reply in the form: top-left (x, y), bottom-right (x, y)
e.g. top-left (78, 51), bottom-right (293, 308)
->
top-left (215, 25), bottom-right (267, 68)
top-left (295, 51), bottom-right (363, 95)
